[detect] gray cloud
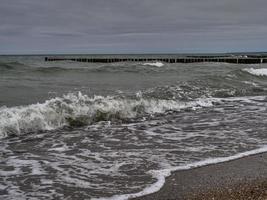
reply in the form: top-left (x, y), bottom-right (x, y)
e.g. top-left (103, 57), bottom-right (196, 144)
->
top-left (0, 0), bottom-right (267, 54)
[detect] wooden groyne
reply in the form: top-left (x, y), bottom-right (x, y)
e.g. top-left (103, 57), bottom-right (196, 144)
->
top-left (45, 56), bottom-right (267, 64)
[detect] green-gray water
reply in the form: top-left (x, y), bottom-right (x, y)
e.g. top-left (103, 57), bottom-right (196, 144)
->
top-left (1, 55), bottom-right (267, 199)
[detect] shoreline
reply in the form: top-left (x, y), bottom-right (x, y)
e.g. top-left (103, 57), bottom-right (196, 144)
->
top-left (132, 152), bottom-right (267, 200)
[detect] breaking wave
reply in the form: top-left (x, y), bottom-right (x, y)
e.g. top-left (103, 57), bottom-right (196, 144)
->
top-left (243, 68), bottom-right (267, 77)
top-left (98, 145), bottom-right (267, 200)
top-left (0, 92), bottom-right (215, 139)
top-left (143, 62), bottom-right (164, 67)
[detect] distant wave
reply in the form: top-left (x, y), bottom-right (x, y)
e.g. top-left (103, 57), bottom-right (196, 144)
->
top-left (0, 92), bottom-right (215, 139)
top-left (33, 66), bottom-right (73, 73)
top-left (0, 61), bottom-right (27, 70)
top-left (243, 68), bottom-right (267, 77)
top-left (143, 62), bottom-right (164, 67)
top-left (0, 60), bottom-right (167, 73)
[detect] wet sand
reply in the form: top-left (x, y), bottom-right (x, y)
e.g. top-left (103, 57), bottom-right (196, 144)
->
top-left (133, 152), bottom-right (267, 200)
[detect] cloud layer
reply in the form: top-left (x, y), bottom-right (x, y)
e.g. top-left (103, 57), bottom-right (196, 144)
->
top-left (1, 0), bottom-right (267, 54)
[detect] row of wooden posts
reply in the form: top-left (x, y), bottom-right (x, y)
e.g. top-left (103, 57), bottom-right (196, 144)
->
top-left (45, 57), bottom-right (267, 64)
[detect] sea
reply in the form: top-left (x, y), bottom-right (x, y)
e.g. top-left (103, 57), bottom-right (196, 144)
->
top-left (0, 54), bottom-right (267, 200)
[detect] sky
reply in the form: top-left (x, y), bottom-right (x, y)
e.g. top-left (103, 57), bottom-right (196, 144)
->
top-left (0, 0), bottom-right (267, 54)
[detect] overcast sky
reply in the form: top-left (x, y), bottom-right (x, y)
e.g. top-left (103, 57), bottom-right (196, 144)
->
top-left (1, 0), bottom-right (267, 54)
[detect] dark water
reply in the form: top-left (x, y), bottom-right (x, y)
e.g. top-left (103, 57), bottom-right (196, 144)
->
top-left (0, 55), bottom-right (267, 199)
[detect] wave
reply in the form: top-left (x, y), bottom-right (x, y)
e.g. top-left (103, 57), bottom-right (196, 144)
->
top-left (0, 61), bottom-right (167, 74)
top-left (33, 66), bottom-right (74, 73)
top-left (0, 92), bottom-right (215, 139)
top-left (143, 62), bottom-right (164, 67)
top-left (0, 60), bottom-right (90, 73)
top-left (0, 61), bottom-right (27, 71)
top-left (92, 63), bottom-right (167, 73)
top-left (95, 145), bottom-right (267, 200)
top-left (243, 68), bottom-right (267, 77)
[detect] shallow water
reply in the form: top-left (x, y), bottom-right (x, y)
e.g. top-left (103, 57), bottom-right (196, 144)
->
top-left (0, 55), bottom-right (267, 199)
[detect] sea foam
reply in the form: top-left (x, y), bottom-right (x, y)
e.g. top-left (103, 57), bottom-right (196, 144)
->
top-left (94, 145), bottom-right (267, 200)
top-left (143, 62), bottom-right (164, 67)
top-left (0, 92), bottom-right (215, 138)
top-left (243, 68), bottom-right (267, 76)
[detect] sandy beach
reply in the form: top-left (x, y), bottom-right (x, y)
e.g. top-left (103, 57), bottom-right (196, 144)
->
top-left (133, 152), bottom-right (267, 200)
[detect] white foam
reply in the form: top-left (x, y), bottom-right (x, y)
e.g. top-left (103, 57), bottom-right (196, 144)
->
top-left (143, 62), bottom-right (164, 67)
top-left (94, 145), bottom-right (267, 200)
top-left (243, 68), bottom-right (267, 76)
top-left (0, 92), bottom-right (216, 138)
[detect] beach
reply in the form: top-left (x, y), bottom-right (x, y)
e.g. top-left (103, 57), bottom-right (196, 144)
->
top-left (2, 0), bottom-right (267, 199)
top-left (133, 152), bottom-right (267, 200)
top-left (1, 55), bottom-right (267, 199)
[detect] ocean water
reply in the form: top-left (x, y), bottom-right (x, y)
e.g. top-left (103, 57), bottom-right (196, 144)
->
top-left (0, 55), bottom-right (267, 199)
